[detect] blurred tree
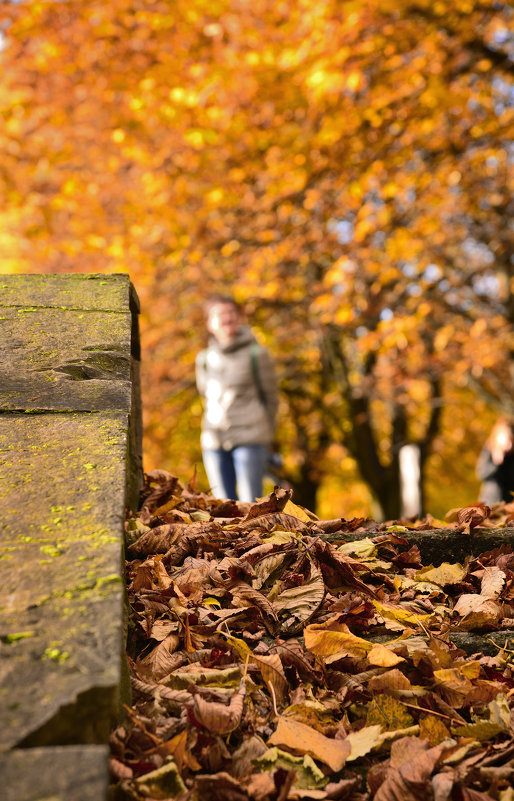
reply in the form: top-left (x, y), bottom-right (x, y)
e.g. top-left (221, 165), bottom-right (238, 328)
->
top-left (0, 0), bottom-right (512, 517)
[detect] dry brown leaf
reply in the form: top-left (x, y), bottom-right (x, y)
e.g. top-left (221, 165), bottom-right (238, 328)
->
top-left (253, 652), bottom-right (289, 707)
top-left (460, 788), bottom-right (497, 801)
top-left (149, 619), bottom-right (179, 642)
top-left (453, 594), bottom-right (503, 629)
top-left (480, 566), bottom-right (506, 599)
top-left (431, 772), bottom-right (455, 801)
top-left (368, 669), bottom-right (412, 693)
top-left (252, 550), bottom-right (291, 590)
top-left (374, 738), bottom-right (448, 801)
top-left (230, 582), bottom-right (279, 626)
top-left (231, 736), bottom-right (268, 779)
top-left (244, 487), bottom-right (294, 520)
top-left (431, 663), bottom-right (499, 707)
top-left (456, 503), bottom-right (491, 532)
top-left (129, 522), bottom-right (195, 555)
top-left (195, 771), bottom-right (251, 801)
top-left (137, 633), bottom-right (183, 680)
top-left (109, 757), bottom-right (133, 781)
top-left (245, 772), bottom-right (277, 800)
top-left (193, 679), bottom-right (246, 735)
top-left (272, 562), bottom-right (326, 632)
top-left (118, 471), bottom-right (514, 801)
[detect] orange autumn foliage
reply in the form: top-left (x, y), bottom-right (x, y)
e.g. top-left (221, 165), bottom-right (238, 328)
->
top-left (0, 0), bottom-right (512, 517)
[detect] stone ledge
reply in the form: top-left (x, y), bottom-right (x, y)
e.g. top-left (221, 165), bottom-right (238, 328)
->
top-left (0, 412), bottom-right (130, 751)
top-left (0, 274), bottom-right (142, 800)
top-left (0, 272), bottom-right (138, 312)
top-left (0, 745), bottom-right (110, 801)
top-left (0, 305), bottom-right (133, 411)
top-left (323, 527), bottom-right (514, 566)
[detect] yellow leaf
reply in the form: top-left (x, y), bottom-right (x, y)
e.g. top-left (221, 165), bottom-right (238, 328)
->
top-left (268, 716), bottom-right (350, 772)
top-left (154, 496), bottom-right (182, 515)
top-left (453, 720), bottom-right (505, 741)
top-left (414, 562), bottom-right (466, 587)
top-left (337, 539), bottom-right (376, 558)
top-left (367, 643), bottom-right (405, 668)
top-left (304, 621), bottom-right (371, 660)
top-left (366, 695), bottom-right (414, 732)
top-left (345, 725), bottom-right (383, 761)
top-left (157, 729), bottom-right (201, 772)
top-left (372, 600), bottom-right (434, 631)
top-left (419, 715), bottom-right (450, 746)
top-left (433, 661), bottom-right (481, 688)
top-left (282, 499), bottom-right (318, 523)
top-left (215, 631), bottom-right (252, 662)
top-left (262, 530), bottom-right (297, 544)
top-left (203, 597), bottom-right (221, 608)
top-left (134, 761), bottom-right (185, 798)
top-left (346, 71), bottom-right (362, 92)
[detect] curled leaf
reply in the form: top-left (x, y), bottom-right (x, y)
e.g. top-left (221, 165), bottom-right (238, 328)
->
top-left (193, 678), bottom-right (246, 734)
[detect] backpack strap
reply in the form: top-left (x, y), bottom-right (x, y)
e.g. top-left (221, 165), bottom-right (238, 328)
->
top-left (199, 349), bottom-right (207, 371)
top-left (250, 343), bottom-right (267, 408)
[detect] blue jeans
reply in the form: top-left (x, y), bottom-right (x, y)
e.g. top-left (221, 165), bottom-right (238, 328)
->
top-left (202, 445), bottom-right (268, 502)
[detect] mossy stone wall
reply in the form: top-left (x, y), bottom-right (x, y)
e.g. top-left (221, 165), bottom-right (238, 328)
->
top-left (0, 274), bottom-right (143, 800)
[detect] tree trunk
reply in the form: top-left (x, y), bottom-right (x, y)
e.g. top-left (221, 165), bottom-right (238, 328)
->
top-left (289, 471), bottom-right (320, 514)
top-left (373, 469), bottom-right (403, 522)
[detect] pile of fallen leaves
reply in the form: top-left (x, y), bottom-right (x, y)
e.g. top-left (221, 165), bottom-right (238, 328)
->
top-left (110, 471), bottom-right (514, 801)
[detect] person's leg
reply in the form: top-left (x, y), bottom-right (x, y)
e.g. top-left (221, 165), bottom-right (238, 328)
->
top-left (232, 444), bottom-right (268, 502)
top-left (202, 448), bottom-right (237, 499)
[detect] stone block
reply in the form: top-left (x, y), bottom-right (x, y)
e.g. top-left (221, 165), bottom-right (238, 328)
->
top-left (0, 305), bottom-right (133, 411)
top-left (0, 274), bottom-right (142, 801)
top-left (0, 412), bottom-right (130, 750)
top-left (0, 745), bottom-right (110, 801)
top-left (0, 272), bottom-right (138, 313)
top-left (326, 527), bottom-right (514, 566)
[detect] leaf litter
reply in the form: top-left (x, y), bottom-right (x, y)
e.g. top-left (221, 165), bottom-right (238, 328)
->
top-left (110, 472), bottom-right (514, 801)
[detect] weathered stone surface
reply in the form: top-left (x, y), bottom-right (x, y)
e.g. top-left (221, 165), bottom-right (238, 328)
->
top-left (450, 630), bottom-right (514, 656)
top-left (0, 413), bottom-right (130, 750)
top-left (0, 272), bottom-right (137, 312)
top-left (0, 307), bottom-right (133, 411)
top-left (0, 745), bottom-right (109, 801)
top-left (0, 274), bottom-right (142, 801)
top-left (323, 527), bottom-right (514, 565)
top-left (369, 628), bottom-right (514, 657)
top-left (0, 272), bottom-right (143, 503)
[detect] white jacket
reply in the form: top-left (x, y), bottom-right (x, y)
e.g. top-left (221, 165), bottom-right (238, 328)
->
top-left (195, 326), bottom-right (278, 450)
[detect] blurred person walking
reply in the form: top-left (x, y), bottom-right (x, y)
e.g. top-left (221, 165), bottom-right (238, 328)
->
top-left (477, 418), bottom-right (514, 505)
top-left (195, 295), bottom-right (278, 502)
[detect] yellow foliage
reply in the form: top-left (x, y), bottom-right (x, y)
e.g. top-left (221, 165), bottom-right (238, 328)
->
top-left (366, 694), bottom-right (414, 731)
